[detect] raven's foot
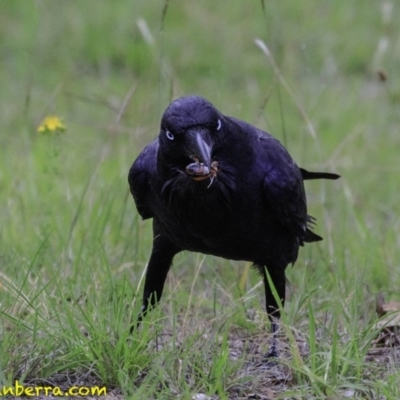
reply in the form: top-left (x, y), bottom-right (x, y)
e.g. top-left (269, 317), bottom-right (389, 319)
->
top-left (262, 320), bottom-right (280, 363)
top-left (130, 306), bottom-right (146, 334)
top-left (262, 344), bottom-right (279, 367)
top-left (250, 347), bottom-right (279, 370)
top-left (264, 346), bottom-right (279, 360)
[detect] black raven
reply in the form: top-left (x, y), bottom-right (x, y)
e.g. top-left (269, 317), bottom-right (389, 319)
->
top-left (129, 95), bottom-right (339, 358)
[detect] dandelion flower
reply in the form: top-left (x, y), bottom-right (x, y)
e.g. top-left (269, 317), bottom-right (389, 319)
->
top-left (37, 116), bottom-right (66, 134)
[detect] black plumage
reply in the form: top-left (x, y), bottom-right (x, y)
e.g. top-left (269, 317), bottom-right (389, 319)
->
top-left (128, 95), bottom-right (339, 358)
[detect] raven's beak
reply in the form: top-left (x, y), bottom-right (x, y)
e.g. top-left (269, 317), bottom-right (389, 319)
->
top-left (184, 130), bottom-right (217, 181)
top-left (187, 132), bottom-right (212, 165)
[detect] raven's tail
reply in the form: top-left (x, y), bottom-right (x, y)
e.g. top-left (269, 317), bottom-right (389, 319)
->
top-left (300, 169), bottom-right (339, 243)
top-left (300, 168), bottom-right (340, 181)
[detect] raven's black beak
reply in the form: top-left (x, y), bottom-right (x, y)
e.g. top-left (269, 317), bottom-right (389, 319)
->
top-left (186, 131), bottom-right (212, 166)
top-left (184, 129), bottom-right (217, 181)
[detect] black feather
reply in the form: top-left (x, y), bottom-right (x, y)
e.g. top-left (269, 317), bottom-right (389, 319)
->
top-left (300, 168), bottom-right (340, 181)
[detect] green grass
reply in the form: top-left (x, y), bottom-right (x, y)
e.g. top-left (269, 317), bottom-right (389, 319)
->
top-left (1, 0), bottom-right (400, 398)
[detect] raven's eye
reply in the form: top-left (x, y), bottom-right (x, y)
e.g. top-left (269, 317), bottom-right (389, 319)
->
top-left (216, 119), bottom-right (222, 131)
top-left (166, 130), bottom-right (174, 141)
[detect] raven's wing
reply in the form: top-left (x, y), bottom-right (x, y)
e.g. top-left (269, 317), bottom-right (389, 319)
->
top-left (258, 135), bottom-right (322, 243)
top-left (128, 140), bottom-right (158, 220)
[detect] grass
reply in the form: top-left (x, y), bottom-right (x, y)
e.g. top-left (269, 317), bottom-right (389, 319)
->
top-left (1, 0), bottom-right (400, 398)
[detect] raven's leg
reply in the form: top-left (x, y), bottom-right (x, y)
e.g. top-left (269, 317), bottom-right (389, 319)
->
top-left (262, 266), bottom-right (286, 359)
top-left (132, 235), bottom-right (181, 331)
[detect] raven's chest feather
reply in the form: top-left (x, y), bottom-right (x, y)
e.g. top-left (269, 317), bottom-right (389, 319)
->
top-left (158, 177), bottom-right (234, 236)
top-left (154, 173), bottom-right (273, 259)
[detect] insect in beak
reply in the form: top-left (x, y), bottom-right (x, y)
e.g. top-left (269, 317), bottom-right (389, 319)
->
top-left (185, 158), bottom-right (219, 183)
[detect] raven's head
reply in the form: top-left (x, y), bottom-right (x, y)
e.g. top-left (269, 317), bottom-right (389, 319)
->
top-left (157, 96), bottom-right (223, 183)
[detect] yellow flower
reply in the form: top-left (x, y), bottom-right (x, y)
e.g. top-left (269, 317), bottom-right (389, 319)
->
top-left (37, 116), bottom-right (66, 134)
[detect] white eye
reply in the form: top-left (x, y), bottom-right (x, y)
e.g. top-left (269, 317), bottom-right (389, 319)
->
top-left (216, 119), bottom-right (222, 131)
top-left (166, 130), bottom-right (174, 140)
